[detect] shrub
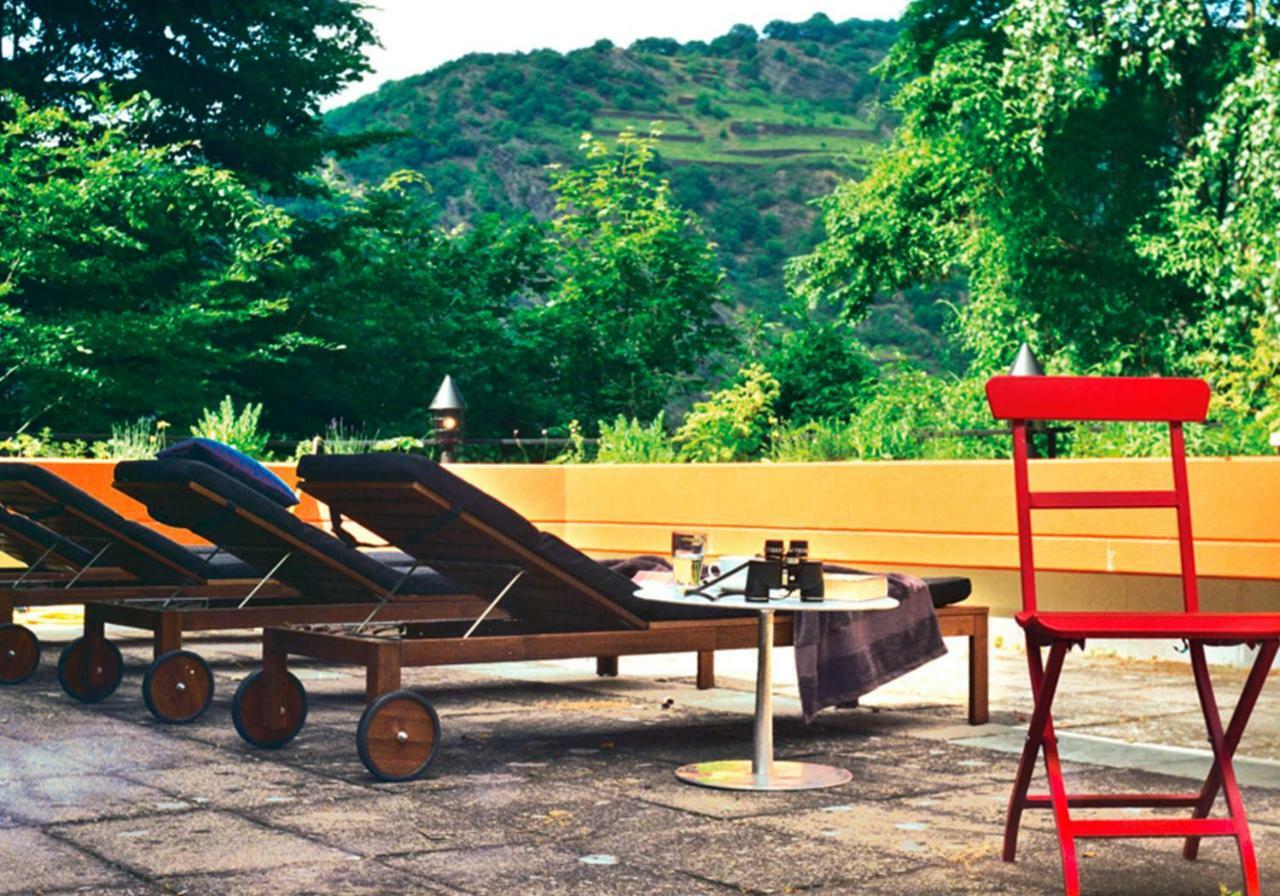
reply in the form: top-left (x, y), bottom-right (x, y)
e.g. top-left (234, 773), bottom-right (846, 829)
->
top-left (676, 364), bottom-right (780, 462)
top-left (191, 396), bottom-right (270, 458)
top-left (0, 428), bottom-right (90, 458)
top-left (845, 371), bottom-right (1003, 460)
top-left (93, 418), bottom-right (170, 460)
top-left (551, 419), bottom-right (590, 464)
top-left (595, 413), bottom-right (676, 463)
top-left (769, 419), bottom-right (859, 461)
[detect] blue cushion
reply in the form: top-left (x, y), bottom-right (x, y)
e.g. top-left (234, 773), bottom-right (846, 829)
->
top-left (157, 438), bottom-right (299, 508)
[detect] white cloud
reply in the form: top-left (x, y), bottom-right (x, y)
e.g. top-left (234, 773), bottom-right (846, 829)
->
top-left (325, 1), bottom-right (908, 109)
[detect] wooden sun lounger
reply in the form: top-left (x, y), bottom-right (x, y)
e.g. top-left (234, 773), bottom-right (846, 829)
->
top-left (98, 458), bottom-right (503, 722)
top-left (228, 453), bottom-right (988, 781)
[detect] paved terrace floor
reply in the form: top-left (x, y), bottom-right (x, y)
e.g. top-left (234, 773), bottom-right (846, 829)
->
top-left (3, 624), bottom-right (1280, 895)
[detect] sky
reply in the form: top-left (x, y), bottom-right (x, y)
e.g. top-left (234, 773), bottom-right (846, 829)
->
top-left (324, 1), bottom-right (911, 109)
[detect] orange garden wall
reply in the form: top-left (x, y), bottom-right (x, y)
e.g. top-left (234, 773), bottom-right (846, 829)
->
top-left (11, 456), bottom-right (1280, 619)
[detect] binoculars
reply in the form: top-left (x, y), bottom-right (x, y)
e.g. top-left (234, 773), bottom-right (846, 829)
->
top-left (744, 539), bottom-right (824, 603)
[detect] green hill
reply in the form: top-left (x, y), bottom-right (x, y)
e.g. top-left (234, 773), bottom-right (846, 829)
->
top-left (325, 15), bottom-right (958, 369)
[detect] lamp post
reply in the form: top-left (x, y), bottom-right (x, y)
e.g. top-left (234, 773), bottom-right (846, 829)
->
top-left (429, 375), bottom-right (466, 463)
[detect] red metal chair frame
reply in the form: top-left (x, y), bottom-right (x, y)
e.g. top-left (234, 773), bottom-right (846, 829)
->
top-left (987, 374), bottom-right (1280, 896)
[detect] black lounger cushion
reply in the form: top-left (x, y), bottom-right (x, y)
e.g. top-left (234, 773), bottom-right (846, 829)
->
top-left (0, 462), bottom-right (220, 582)
top-left (922, 576), bottom-right (971, 608)
top-left (115, 459), bottom-right (460, 598)
top-left (0, 507), bottom-right (94, 568)
top-left (298, 453), bottom-right (751, 622)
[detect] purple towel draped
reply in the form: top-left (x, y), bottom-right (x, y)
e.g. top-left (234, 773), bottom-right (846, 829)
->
top-left (794, 572), bottom-right (945, 723)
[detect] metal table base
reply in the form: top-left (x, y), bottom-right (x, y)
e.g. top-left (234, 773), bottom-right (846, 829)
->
top-left (674, 609), bottom-right (851, 792)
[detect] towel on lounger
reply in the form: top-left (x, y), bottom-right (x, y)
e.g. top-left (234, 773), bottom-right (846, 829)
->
top-left (794, 571), bottom-right (945, 723)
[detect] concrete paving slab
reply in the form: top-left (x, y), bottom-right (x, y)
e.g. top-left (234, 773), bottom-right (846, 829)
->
top-left (1, 772), bottom-right (184, 826)
top-left (0, 826), bottom-right (139, 894)
top-left (252, 781), bottom-right (633, 857)
top-left (161, 857), bottom-right (458, 896)
top-left (0, 732), bottom-right (85, 783)
top-left (954, 727), bottom-right (1280, 790)
top-left (382, 842), bottom-right (738, 895)
top-left (52, 809), bottom-right (355, 877)
top-left (129, 756), bottom-right (375, 811)
top-left (596, 812), bottom-right (930, 891)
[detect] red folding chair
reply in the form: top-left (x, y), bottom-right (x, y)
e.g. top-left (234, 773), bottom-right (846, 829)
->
top-left (987, 374), bottom-right (1280, 896)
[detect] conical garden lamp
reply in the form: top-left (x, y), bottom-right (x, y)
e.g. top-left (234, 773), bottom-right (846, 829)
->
top-left (1009, 342), bottom-right (1045, 377)
top-left (1007, 343), bottom-right (1056, 457)
top-left (430, 375), bottom-right (466, 463)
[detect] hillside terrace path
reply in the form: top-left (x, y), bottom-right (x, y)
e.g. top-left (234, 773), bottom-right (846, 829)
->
top-left (3, 622), bottom-right (1280, 895)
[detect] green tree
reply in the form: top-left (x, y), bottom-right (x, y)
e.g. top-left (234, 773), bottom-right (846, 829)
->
top-left (254, 169), bottom-right (551, 437)
top-left (790, 1), bottom-right (1272, 376)
top-left (536, 130), bottom-right (732, 424)
top-left (764, 318), bottom-right (879, 423)
top-left (0, 0), bottom-right (376, 190)
top-left (1137, 41), bottom-right (1280, 430)
top-left (0, 92), bottom-right (298, 431)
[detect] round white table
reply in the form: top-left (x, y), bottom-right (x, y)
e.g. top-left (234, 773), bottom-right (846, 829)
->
top-left (634, 581), bottom-right (897, 792)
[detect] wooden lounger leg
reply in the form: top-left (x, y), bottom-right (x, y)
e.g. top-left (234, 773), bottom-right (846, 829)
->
top-left (154, 612), bottom-right (182, 659)
top-left (596, 656), bottom-right (619, 678)
top-left (969, 612), bottom-right (989, 725)
top-left (366, 640), bottom-right (402, 703)
top-left (84, 603), bottom-right (106, 649)
top-left (697, 650), bottom-right (715, 690)
top-left (252, 628), bottom-right (298, 740)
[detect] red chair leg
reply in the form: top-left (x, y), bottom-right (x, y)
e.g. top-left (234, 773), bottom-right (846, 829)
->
top-left (1004, 636), bottom-right (1047, 862)
top-left (1187, 644), bottom-right (1261, 896)
top-left (1004, 637), bottom-right (1075, 888)
top-left (1184, 641), bottom-right (1277, 862)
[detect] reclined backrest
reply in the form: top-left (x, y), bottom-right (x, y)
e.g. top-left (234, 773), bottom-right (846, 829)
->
top-left (114, 459), bottom-right (462, 602)
top-left (297, 453), bottom-right (647, 632)
top-left (0, 463), bottom-right (218, 584)
top-left (0, 506), bottom-right (95, 572)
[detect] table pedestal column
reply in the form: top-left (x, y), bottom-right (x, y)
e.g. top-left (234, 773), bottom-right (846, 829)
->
top-left (676, 609), bottom-right (852, 792)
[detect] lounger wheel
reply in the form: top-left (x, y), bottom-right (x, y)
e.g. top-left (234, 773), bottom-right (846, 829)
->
top-left (0, 623), bottom-right (40, 684)
top-left (57, 636), bottom-right (124, 703)
top-left (356, 690), bottom-right (441, 782)
top-left (231, 670), bottom-right (308, 749)
top-left (142, 650), bottom-right (214, 724)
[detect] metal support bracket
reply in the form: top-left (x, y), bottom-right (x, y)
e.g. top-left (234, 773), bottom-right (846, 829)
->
top-left (238, 552), bottom-right (292, 609)
top-left (63, 541), bottom-right (112, 590)
top-left (463, 570), bottom-right (525, 639)
top-left (353, 562), bottom-right (421, 634)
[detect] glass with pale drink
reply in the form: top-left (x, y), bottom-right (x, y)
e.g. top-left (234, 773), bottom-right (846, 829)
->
top-left (671, 532), bottom-right (708, 587)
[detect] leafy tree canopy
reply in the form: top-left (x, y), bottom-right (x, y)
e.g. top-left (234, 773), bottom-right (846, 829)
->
top-left (0, 92), bottom-right (301, 431)
top-left (256, 169), bottom-right (552, 438)
top-left (791, 0), bottom-right (1279, 382)
top-left (0, 0), bottom-right (375, 190)
top-left (533, 130), bottom-right (733, 424)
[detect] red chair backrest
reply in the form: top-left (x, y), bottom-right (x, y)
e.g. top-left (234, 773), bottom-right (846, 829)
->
top-left (986, 375), bottom-right (1211, 614)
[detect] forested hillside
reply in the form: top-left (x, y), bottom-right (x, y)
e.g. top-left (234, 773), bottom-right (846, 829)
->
top-left (325, 15), bottom-right (957, 370)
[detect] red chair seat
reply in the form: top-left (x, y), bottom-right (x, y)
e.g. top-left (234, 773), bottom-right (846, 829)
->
top-left (1018, 611), bottom-right (1280, 642)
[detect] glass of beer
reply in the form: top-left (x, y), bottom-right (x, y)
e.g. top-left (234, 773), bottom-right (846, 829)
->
top-left (671, 532), bottom-right (708, 587)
